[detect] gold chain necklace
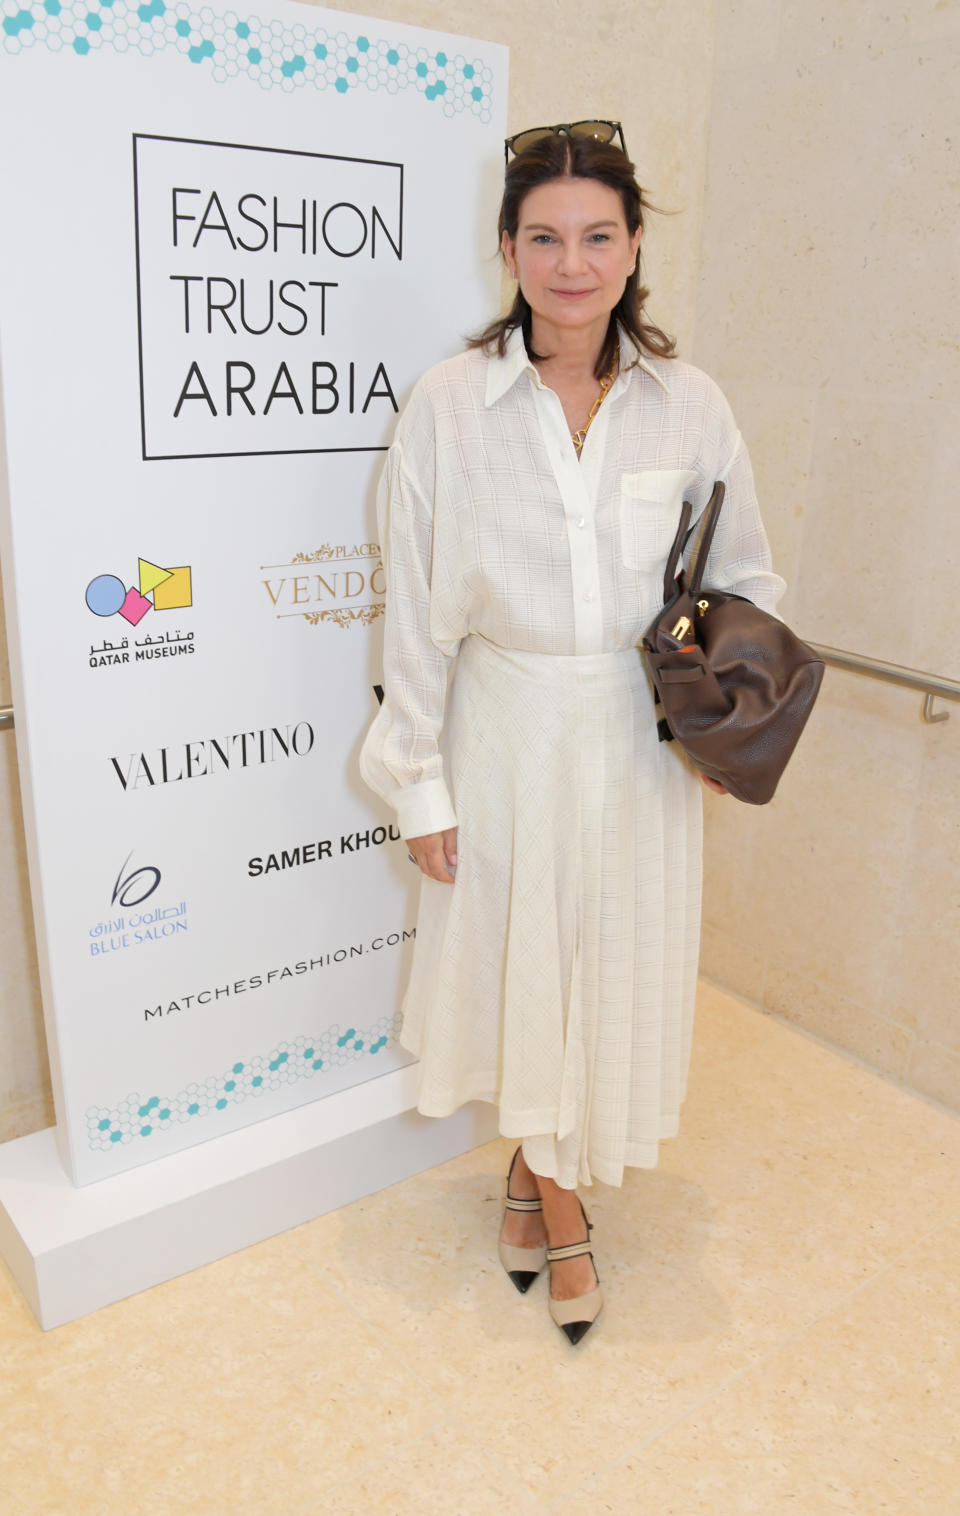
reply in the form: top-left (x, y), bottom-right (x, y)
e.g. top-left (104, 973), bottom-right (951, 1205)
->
top-left (571, 359), bottom-right (618, 457)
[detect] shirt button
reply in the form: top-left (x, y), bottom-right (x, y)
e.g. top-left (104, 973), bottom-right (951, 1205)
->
top-left (576, 517), bottom-right (586, 529)
top-left (582, 591), bottom-right (593, 602)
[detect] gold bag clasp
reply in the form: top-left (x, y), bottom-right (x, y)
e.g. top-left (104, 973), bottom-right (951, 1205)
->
top-left (670, 615), bottom-right (693, 640)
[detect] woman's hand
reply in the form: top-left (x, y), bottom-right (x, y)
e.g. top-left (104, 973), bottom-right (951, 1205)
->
top-left (406, 828), bottom-right (459, 883)
top-left (699, 773), bottom-right (728, 796)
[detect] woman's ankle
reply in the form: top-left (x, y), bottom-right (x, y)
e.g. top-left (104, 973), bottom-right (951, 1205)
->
top-left (538, 1183), bottom-right (588, 1246)
top-left (509, 1146), bottom-right (541, 1199)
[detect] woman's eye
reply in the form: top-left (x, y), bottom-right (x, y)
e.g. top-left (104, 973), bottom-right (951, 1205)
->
top-left (588, 233), bottom-right (611, 244)
top-left (532, 234), bottom-right (555, 244)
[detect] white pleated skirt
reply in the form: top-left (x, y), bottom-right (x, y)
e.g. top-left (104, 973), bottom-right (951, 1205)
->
top-left (399, 632), bottom-right (703, 1189)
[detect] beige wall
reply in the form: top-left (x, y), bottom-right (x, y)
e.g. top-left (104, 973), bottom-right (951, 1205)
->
top-left (695, 0), bottom-right (960, 1110)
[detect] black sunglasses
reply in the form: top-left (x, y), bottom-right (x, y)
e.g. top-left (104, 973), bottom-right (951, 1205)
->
top-left (504, 120), bottom-right (628, 164)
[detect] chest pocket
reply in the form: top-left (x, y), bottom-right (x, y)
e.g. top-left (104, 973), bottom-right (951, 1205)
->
top-left (619, 469), bottom-right (699, 574)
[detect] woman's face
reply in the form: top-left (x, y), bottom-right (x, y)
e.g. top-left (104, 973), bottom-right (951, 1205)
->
top-left (501, 176), bottom-right (641, 339)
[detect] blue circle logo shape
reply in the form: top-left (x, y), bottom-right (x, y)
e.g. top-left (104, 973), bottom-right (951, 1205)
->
top-left (86, 574), bottom-right (126, 616)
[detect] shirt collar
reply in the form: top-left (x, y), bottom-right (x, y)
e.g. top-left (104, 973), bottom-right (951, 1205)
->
top-left (483, 322), bottom-right (671, 407)
top-left (617, 328), bottom-right (671, 394)
top-left (483, 324), bottom-right (538, 406)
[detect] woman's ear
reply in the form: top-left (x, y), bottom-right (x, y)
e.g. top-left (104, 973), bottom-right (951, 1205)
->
top-left (501, 229), bottom-right (517, 279)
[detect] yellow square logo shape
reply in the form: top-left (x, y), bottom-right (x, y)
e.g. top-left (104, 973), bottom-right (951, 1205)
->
top-left (152, 565), bottom-right (192, 611)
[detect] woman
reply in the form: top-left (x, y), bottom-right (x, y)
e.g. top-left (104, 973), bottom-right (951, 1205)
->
top-left (361, 122), bottom-right (784, 1344)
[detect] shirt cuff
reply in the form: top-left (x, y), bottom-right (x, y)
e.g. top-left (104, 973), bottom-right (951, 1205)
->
top-left (391, 776), bottom-right (458, 839)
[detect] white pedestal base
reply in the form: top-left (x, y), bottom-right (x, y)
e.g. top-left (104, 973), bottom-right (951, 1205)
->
top-left (0, 1067), bottom-right (498, 1330)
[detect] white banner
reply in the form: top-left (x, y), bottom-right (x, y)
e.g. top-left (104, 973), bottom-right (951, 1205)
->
top-left (0, 1), bottom-right (507, 1183)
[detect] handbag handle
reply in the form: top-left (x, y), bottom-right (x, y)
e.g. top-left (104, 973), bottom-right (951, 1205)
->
top-left (661, 480), bottom-right (726, 604)
top-left (662, 499), bottom-right (692, 603)
top-left (688, 480), bottom-right (725, 598)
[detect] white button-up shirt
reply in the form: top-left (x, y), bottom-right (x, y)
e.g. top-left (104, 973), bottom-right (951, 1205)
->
top-left (360, 326), bottom-right (785, 838)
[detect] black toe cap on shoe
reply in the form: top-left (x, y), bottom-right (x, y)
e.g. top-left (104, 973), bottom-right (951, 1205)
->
top-left (561, 1320), bottom-right (593, 1345)
top-left (507, 1270), bottom-right (540, 1294)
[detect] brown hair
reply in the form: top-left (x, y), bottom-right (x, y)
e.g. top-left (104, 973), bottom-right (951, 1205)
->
top-left (468, 134), bottom-right (676, 378)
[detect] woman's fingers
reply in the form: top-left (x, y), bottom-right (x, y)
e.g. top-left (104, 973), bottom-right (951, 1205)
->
top-left (699, 773), bottom-right (728, 796)
top-left (406, 829), bottom-right (458, 883)
top-left (422, 840), bottom-right (453, 881)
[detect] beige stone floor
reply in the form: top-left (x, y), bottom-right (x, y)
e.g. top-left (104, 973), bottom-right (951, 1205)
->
top-left (1, 982), bottom-right (959, 1516)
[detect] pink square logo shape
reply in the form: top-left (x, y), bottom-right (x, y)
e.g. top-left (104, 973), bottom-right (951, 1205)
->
top-left (118, 588), bottom-right (152, 626)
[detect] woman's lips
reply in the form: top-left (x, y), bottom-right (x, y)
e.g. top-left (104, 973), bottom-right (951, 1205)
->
top-left (552, 288), bottom-right (597, 300)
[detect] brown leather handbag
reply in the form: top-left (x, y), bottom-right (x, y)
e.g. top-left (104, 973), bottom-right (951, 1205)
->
top-left (641, 481), bottom-right (824, 804)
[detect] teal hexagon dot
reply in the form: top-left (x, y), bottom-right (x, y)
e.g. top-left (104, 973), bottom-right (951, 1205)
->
top-left (3, 11), bottom-right (34, 36)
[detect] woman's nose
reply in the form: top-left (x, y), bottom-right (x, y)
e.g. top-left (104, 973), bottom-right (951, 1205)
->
top-left (556, 240), bottom-right (588, 276)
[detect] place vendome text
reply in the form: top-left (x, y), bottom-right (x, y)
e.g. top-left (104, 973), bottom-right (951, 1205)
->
top-left (167, 185), bottom-right (401, 421)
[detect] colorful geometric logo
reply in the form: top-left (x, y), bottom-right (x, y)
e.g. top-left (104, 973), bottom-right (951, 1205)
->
top-left (86, 558), bottom-right (193, 626)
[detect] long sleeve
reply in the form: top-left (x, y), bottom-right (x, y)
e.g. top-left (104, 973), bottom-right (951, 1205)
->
top-left (359, 435), bottom-right (460, 839)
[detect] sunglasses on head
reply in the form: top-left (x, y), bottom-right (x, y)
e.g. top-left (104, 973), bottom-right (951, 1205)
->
top-left (504, 120), bottom-right (628, 163)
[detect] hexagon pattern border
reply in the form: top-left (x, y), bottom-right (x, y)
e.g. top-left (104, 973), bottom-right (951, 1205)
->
top-left (85, 1010), bottom-right (404, 1151)
top-left (2, 0), bottom-right (495, 118)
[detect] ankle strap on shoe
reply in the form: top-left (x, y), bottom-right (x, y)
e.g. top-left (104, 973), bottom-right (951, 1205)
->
top-left (546, 1240), bottom-right (593, 1262)
top-left (505, 1195), bottom-right (542, 1212)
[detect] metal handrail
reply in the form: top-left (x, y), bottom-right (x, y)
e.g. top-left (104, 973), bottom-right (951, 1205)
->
top-left (2, 645), bottom-right (958, 731)
top-left (807, 643), bottom-right (959, 724)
